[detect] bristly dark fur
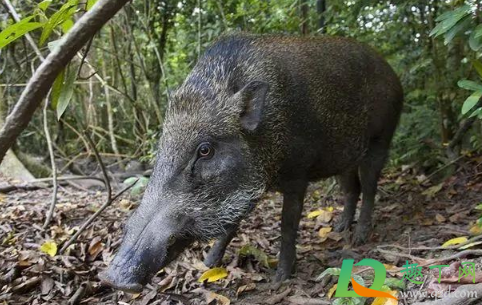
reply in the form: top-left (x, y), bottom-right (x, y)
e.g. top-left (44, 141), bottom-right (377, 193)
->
top-left (102, 33), bottom-right (403, 291)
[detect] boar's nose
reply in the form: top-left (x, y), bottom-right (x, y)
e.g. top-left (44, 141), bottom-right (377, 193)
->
top-left (98, 249), bottom-right (149, 293)
top-left (98, 239), bottom-right (157, 293)
top-left (99, 269), bottom-right (144, 293)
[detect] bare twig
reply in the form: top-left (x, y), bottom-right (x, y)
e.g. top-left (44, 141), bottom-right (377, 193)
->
top-left (0, 0), bottom-right (132, 164)
top-left (266, 288), bottom-right (292, 305)
top-left (376, 248), bottom-right (482, 267)
top-left (59, 180), bottom-right (136, 253)
top-left (67, 282), bottom-right (88, 305)
top-left (378, 234), bottom-right (482, 252)
top-left (42, 97), bottom-right (59, 229)
top-left (59, 131), bottom-right (136, 253)
top-left (84, 131), bottom-right (112, 199)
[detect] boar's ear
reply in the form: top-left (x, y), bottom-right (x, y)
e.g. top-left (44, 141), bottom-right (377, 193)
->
top-left (235, 80), bottom-right (269, 132)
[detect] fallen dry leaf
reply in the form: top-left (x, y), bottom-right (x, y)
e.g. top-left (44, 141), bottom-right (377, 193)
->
top-left (318, 227), bottom-right (332, 242)
top-left (198, 267), bottom-right (228, 283)
top-left (40, 241), bottom-right (57, 257)
top-left (205, 291), bottom-right (231, 305)
top-left (442, 236), bottom-right (468, 247)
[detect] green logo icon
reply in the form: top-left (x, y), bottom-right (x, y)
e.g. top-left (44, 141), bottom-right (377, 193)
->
top-left (336, 259), bottom-right (397, 300)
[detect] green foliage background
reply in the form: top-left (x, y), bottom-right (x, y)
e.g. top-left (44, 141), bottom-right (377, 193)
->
top-left (1, 0), bottom-right (482, 173)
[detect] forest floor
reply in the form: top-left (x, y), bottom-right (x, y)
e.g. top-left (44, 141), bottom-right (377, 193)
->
top-left (1, 156), bottom-right (482, 305)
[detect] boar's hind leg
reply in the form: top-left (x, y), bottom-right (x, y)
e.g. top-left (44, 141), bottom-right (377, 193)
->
top-left (353, 141), bottom-right (389, 246)
top-left (275, 180), bottom-right (308, 282)
top-left (203, 226), bottom-right (238, 267)
top-left (334, 169), bottom-right (361, 232)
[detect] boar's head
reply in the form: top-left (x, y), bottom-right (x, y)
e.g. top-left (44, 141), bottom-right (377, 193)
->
top-left (100, 80), bottom-right (269, 292)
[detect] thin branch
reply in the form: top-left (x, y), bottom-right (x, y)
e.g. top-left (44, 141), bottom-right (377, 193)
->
top-left (59, 180), bottom-right (137, 253)
top-left (84, 131), bottom-right (112, 199)
top-left (59, 130), bottom-right (136, 253)
top-left (0, 0), bottom-right (131, 164)
top-left (378, 234), bottom-right (482, 252)
top-left (42, 97), bottom-right (59, 229)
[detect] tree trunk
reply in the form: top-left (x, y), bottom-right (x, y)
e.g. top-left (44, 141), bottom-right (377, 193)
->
top-left (0, 0), bottom-right (132, 165)
top-left (316, 0), bottom-right (326, 33)
top-left (300, 0), bottom-right (309, 35)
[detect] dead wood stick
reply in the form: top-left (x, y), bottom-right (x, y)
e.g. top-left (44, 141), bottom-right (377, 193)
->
top-left (0, 176), bottom-right (107, 194)
top-left (0, 0), bottom-right (131, 164)
top-left (34, 176), bottom-right (106, 184)
top-left (287, 296), bottom-right (330, 305)
top-left (68, 282), bottom-right (88, 305)
top-left (378, 234), bottom-right (482, 252)
top-left (266, 287), bottom-right (292, 305)
top-left (422, 250), bottom-right (482, 266)
top-left (11, 276), bottom-right (41, 293)
top-left (376, 249), bottom-right (482, 267)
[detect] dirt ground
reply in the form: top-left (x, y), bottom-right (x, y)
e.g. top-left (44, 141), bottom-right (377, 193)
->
top-left (1, 156), bottom-right (482, 305)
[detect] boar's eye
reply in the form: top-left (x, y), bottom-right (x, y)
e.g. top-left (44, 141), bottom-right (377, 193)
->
top-left (197, 142), bottom-right (214, 159)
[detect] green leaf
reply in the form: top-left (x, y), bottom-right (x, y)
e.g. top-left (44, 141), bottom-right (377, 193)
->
top-left (384, 277), bottom-right (406, 290)
top-left (473, 60), bottom-right (482, 80)
top-left (55, 65), bottom-right (77, 120)
top-left (39, 0), bottom-right (79, 46)
top-left (0, 16), bottom-right (44, 49)
top-left (458, 79), bottom-right (482, 92)
top-left (462, 91), bottom-right (482, 115)
top-left (469, 106), bottom-right (482, 118)
top-left (47, 39), bottom-right (62, 51)
top-left (38, 0), bottom-right (52, 11)
top-left (315, 267), bottom-right (341, 281)
top-left (443, 15), bottom-right (471, 45)
top-left (352, 274), bottom-right (365, 287)
top-left (123, 177), bottom-right (148, 196)
top-left (87, 0), bottom-right (98, 10)
top-left (51, 69), bottom-right (65, 110)
top-left (469, 27), bottom-right (482, 51)
top-left (239, 245), bottom-right (271, 268)
top-left (333, 298), bottom-right (362, 305)
top-left (474, 24), bottom-right (482, 39)
top-left (430, 5), bottom-right (471, 37)
top-left (61, 19), bottom-right (74, 33)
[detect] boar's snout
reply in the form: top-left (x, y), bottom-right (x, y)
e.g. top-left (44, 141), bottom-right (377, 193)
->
top-left (100, 212), bottom-right (195, 293)
top-left (99, 243), bottom-right (152, 293)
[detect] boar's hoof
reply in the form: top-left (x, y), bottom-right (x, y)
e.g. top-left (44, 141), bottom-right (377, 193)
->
top-left (274, 268), bottom-right (292, 282)
top-left (203, 250), bottom-right (224, 268)
top-left (203, 241), bottom-right (228, 267)
top-left (334, 217), bottom-right (352, 232)
top-left (352, 224), bottom-right (372, 246)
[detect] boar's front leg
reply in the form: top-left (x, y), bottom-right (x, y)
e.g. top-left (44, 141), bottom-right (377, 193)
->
top-left (203, 226), bottom-right (238, 267)
top-left (204, 202), bottom-right (255, 267)
top-left (275, 180), bottom-right (308, 282)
